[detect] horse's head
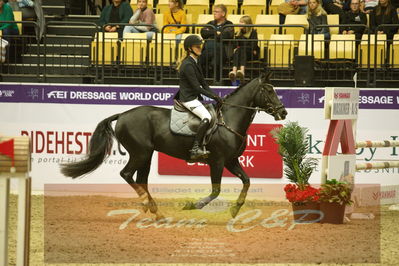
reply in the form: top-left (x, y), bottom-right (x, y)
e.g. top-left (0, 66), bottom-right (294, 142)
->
top-left (255, 73), bottom-right (287, 121)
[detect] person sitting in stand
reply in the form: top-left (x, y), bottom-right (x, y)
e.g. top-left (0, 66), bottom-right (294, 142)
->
top-left (124, 0), bottom-right (156, 40)
top-left (307, 0), bottom-right (330, 40)
top-left (361, 0), bottom-right (379, 13)
top-left (340, 0), bottom-right (367, 40)
top-left (229, 15), bottom-right (260, 85)
top-left (199, 4), bottom-right (234, 79)
top-left (163, 0), bottom-right (186, 43)
top-left (0, 0), bottom-right (19, 38)
top-left (370, 0), bottom-right (399, 40)
top-left (97, 0), bottom-right (133, 38)
top-left (175, 35), bottom-right (223, 160)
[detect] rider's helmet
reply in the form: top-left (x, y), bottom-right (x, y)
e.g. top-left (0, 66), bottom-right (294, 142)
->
top-left (183, 35), bottom-right (203, 52)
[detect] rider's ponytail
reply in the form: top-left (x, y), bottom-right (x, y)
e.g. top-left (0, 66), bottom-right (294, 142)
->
top-left (176, 51), bottom-right (190, 71)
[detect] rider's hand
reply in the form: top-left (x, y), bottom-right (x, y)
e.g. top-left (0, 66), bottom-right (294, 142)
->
top-left (215, 95), bottom-right (224, 103)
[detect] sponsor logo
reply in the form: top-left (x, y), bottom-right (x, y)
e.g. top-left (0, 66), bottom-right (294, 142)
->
top-left (47, 91), bottom-right (68, 99)
top-left (27, 88), bottom-right (40, 100)
top-left (297, 93), bottom-right (310, 104)
top-left (334, 92), bottom-right (351, 99)
top-left (0, 89), bottom-right (15, 98)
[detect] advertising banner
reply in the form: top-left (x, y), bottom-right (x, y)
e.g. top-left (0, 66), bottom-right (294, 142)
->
top-left (0, 83), bottom-right (399, 197)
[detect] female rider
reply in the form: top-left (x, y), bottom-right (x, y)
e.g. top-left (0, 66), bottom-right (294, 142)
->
top-left (175, 35), bottom-right (223, 160)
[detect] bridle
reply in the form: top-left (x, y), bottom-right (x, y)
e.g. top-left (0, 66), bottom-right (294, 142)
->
top-left (216, 79), bottom-right (285, 140)
top-left (221, 81), bottom-right (285, 117)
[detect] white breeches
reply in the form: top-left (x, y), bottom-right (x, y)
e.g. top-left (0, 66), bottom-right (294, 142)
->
top-left (181, 99), bottom-right (212, 121)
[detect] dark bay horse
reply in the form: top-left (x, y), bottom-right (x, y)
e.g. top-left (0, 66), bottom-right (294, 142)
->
top-left (61, 73), bottom-right (287, 218)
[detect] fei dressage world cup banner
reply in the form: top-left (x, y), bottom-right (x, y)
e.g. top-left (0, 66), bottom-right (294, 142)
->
top-left (1, 83), bottom-right (399, 203)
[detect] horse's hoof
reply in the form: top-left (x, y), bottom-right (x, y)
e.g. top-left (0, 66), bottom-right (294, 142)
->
top-left (230, 205), bottom-right (241, 218)
top-left (142, 204), bottom-right (149, 213)
top-left (194, 201), bottom-right (206, 209)
top-left (182, 201), bottom-right (196, 210)
top-left (155, 213), bottom-right (165, 221)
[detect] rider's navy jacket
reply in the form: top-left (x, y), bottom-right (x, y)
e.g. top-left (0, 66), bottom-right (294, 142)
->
top-left (175, 56), bottom-right (218, 102)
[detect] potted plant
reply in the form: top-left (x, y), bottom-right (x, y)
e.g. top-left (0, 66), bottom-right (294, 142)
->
top-left (272, 121), bottom-right (320, 222)
top-left (319, 178), bottom-right (353, 224)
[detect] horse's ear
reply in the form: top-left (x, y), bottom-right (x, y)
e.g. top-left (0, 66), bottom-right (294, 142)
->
top-left (263, 72), bottom-right (273, 83)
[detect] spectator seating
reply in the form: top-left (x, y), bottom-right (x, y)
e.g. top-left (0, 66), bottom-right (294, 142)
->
top-left (327, 14), bottom-right (339, 35)
top-left (329, 34), bottom-right (356, 60)
top-left (91, 32), bottom-right (119, 65)
top-left (268, 34), bottom-right (295, 67)
top-left (255, 14), bottom-right (279, 41)
top-left (283, 14), bottom-right (308, 42)
top-left (121, 32), bottom-right (148, 65)
top-left (358, 34), bottom-right (387, 68)
top-left (156, 0), bottom-right (169, 14)
top-left (269, 0), bottom-right (285, 15)
top-left (155, 13), bottom-right (164, 31)
top-left (14, 11), bottom-right (22, 34)
top-left (185, 0), bottom-right (209, 26)
top-left (389, 34), bottom-right (399, 67)
top-left (214, 0), bottom-right (238, 14)
top-left (150, 33), bottom-right (177, 65)
top-left (298, 34), bottom-right (325, 59)
top-left (195, 14), bottom-right (214, 33)
top-left (241, 0), bottom-right (266, 22)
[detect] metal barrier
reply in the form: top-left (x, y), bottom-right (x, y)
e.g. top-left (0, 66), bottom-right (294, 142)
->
top-left (159, 24), bottom-right (217, 84)
top-left (44, 21), bottom-right (99, 83)
top-left (0, 20), bottom-right (40, 82)
top-left (1, 21), bottom-right (399, 86)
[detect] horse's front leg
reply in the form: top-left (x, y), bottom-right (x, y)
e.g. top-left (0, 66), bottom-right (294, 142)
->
top-left (183, 161), bottom-right (223, 210)
top-left (225, 158), bottom-right (250, 218)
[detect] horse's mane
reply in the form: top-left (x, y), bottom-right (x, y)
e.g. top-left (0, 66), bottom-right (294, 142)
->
top-left (225, 78), bottom-right (258, 100)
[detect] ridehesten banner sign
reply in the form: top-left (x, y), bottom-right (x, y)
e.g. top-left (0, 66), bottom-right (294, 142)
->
top-left (1, 83), bottom-right (399, 193)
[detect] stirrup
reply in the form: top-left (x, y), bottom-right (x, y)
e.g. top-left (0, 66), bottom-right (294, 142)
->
top-left (190, 146), bottom-right (210, 160)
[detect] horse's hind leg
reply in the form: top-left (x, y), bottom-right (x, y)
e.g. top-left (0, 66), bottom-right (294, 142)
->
top-left (136, 155), bottom-right (165, 220)
top-left (225, 158), bottom-right (250, 218)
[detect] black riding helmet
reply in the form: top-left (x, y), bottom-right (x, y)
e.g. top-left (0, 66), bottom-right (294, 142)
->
top-left (183, 35), bottom-right (203, 52)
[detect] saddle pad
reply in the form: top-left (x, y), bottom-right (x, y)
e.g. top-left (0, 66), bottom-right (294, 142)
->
top-left (170, 104), bottom-right (217, 138)
top-left (170, 108), bottom-right (196, 136)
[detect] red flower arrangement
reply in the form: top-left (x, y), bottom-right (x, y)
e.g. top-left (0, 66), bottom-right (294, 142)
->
top-left (284, 184), bottom-right (321, 203)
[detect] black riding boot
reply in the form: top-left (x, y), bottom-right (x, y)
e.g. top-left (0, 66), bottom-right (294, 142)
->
top-left (190, 118), bottom-right (210, 160)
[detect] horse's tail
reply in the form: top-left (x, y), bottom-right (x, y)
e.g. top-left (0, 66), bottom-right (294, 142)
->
top-left (60, 114), bottom-right (120, 179)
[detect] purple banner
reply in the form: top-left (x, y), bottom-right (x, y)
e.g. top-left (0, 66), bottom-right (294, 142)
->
top-left (0, 84), bottom-right (398, 109)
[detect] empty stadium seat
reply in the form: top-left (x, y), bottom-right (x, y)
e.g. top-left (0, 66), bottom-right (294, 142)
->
top-left (155, 13), bottom-right (164, 32)
top-left (327, 14), bottom-right (340, 35)
top-left (241, 0), bottom-right (266, 22)
top-left (91, 32), bottom-right (119, 65)
top-left (227, 14), bottom-right (242, 33)
top-left (269, 0), bottom-right (285, 15)
top-left (298, 34), bottom-right (325, 59)
top-left (14, 11), bottom-right (22, 34)
top-left (185, 0), bottom-right (209, 26)
top-left (284, 14), bottom-right (308, 42)
top-left (185, 13), bottom-right (193, 33)
top-left (389, 34), bottom-right (399, 68)
top-left (358, 34), bottom-right (387, 68)
top-left (150, 33), bottom-right (177, 65)
top-left (121, 33), bottom-right (148, 65)
top-left (195, 14), bottom-right (214, 34)
top-left (329, 34), bottom-right (356, 60)
top-left (268, 34), bottom-right (295, 67)
top-left (214, 0), bottom-right (238, 15)
top-left (156, 0), bottom-right (169, 14)
top-left (255, 14), bottom-right (279, 41)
